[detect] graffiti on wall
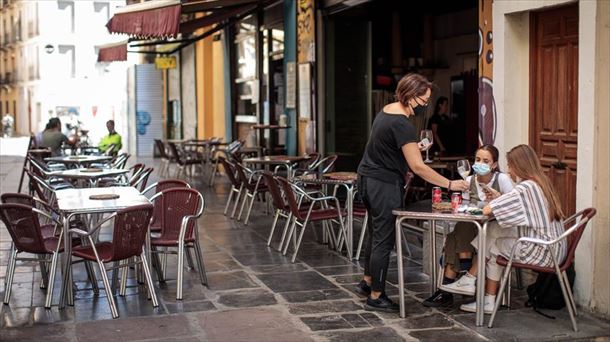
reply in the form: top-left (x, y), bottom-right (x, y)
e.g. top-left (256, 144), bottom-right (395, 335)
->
top-left (297, 0), bottom-right (315, 63)
top-left (478, 0), bottom-right (496, 145)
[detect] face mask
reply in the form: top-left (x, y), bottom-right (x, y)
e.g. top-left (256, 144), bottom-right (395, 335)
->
top-left (472, 162), bottom-right (492, 176)
top-left (410, 103), bottom-right (427, 116)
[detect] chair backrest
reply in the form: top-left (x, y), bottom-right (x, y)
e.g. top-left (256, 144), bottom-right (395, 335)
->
top-left (167, 142), bottom-right (183, 164)
top-left (233, 163), bottom-right (252, 188)
top-left (25, 170), bottom-right (54, 205)
top-left (128, 163), bottom-right (145, 185)
top-left (304, 152), bottom-right (321, 170)
top-left (275, 176), bottom-right (304, 220)
top-left (1, 193), bottom-right (35, 206)
top-left (0, 203), bottom-right (47, 253)
top-left (104, 144), bottom-right (117, 156)
top-left (28, 156), bottom-right (50, 175)
top-left (218, 157), bottom-right (240, 187)
top-left (154, 139), bottom-right (168, 159)
top-left (261, 171), bottom-right (285, 210)
top-left (112, 153), bottom-right (130, 169)
top-left (559, 208), bottom-right (597, 271)
top-left (109, 204), bottom-right (154, 261)
top-left (313, 155), bottom-right (338, 174)
top-left (133, 167), bottom-right (154, 192)
top-left (151, 188), bottom-right (203, 242)
top-left (148, 179), bottom-right (191, 227)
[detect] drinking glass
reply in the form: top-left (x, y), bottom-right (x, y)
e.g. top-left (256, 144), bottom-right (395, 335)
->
top-left (420, 130), bottom-right (434, 163)
top-left (457, 159), bottom-right (471, 180)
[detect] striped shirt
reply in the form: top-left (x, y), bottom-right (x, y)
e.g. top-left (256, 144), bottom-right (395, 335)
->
top-left (489, 180), bottom-right (567, 267)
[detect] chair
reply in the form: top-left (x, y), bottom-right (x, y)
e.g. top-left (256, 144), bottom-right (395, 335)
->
top-left (488, 208), bottom-right (597, 332)
top-left (149, 188), bottom-right (207, 300)
top-left (68, 204), bottom-right (158, 319)
top-left (219, 157), bottom-right (244, 218)
top-left (234, 163), bottom-right (269, 225)
top-left (276, 177), bottom-right (347, 262)
top-left (262, 171), bottom-right (293, 248)
top-left (208, 140), bottom-right (243, 187)
top-left (0, 203), bottom-right (64, 308)
top-left (168, 142), bottom-right (202, 179)
top-left (154, 139), bottom-right (172, 177)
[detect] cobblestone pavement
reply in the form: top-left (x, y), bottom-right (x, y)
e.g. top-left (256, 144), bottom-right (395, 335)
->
top-left (1, 137), bottom-right (609, 341)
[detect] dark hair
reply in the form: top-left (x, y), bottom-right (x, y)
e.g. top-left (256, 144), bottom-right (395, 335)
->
top-left (107, 120), bottom-right (115, 126)
top-left (47, 118), bottom-right (61, 129)
top-left (478, 144), bottom-right (500, 172)
top-left (395, 73), bottom-right (433, 107)
top-left (433, 96), bottom-right (448, 115)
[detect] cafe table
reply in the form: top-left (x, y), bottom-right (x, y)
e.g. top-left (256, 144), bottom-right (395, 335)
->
top-left (55, 186), bottom-right (150, 308)
top-left (393, 200), bottom-right (493, 326)
top-left (49, 168), bottom-right (129, 187)
top-left (242, 155), bottom-right (310, 180)
top-left (294, 172), bottom-right (358, 259)
top-left (45, 155), bottom-right (113, 168)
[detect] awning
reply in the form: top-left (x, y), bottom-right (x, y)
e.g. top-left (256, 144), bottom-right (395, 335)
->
top-left (106, 0), bottom-right (182, 38)
top-left (97, 41), bottom-right (128, 62)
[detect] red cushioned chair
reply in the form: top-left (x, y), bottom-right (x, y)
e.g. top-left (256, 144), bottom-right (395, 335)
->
top-left (488, 208), bottom-right (597, 332)
top-left (149, 188), bottom-right (207, 300)
top-left (68, 204), bottom-right (157, 319)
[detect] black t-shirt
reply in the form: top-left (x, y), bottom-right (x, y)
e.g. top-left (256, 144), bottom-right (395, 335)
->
top-left (357, 111), bottom-right (418, 184)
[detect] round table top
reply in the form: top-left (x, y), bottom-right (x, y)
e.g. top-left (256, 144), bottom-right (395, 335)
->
top-left (243, 155), bottom-right (310, 164)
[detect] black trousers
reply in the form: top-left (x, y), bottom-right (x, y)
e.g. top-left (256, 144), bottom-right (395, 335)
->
top-left (359, 175), bottom-right (405, 293)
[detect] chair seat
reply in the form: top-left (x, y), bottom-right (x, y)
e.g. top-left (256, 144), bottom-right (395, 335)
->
top-left (151, 236), bottom-right (195, 247)
top-left (72, 242), bottom-right (114, 262)
top-left (41, 224), bottom-right (56, 238)
top-left (496, 255), bottom-right (565, 273)
top-left (245, 183), bottom-right (268, 193)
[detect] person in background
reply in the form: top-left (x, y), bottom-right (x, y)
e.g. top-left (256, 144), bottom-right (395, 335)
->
top-left (356, 73), bottom-right (469, 313)
top-left (2, 113), bottom-right (14, 138)
top-left (423, 144), bottom-right (513, 307)
top-left (427, 96), bottom-right (451, 155)
top-left (98, 120), bottom-right (122, 155)
top-left (449, 144), bottom-right (566, 314)
top-left (40, 118), bottom-right (69, 156)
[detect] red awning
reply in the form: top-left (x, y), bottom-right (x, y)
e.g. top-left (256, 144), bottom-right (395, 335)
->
top-left (97, 41), bottom-right (128, 62)
top-left (106, 0), bottom-right (181, 39)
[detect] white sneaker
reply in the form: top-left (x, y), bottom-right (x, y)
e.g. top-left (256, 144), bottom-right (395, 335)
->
top-left (439, 273), bottom-right (476, 296)
top-left (460, 295), bottom-right (496, 314)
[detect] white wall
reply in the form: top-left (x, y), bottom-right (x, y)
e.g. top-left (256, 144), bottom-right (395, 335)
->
top-left (493, 0), bottom-right (608, 316)
top-left (181, 44), bottom-right (197, 140)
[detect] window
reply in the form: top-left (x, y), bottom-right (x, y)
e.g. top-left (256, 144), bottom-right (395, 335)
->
top-left (233, 15), bottom-right (258, 117)
top-left (58, 45), bottom-right (75, 78)
top-left (93, 2), bottom-right (110, 22)
top-left (57, 1), bottom-right (75, 33)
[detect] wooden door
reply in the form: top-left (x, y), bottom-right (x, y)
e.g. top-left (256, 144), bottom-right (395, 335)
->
top-left (530, 4), bottom-right (578, 215)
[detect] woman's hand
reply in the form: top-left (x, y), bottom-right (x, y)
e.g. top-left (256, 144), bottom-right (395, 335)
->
top-left (483, 205), bottom-right (493, 216)
top-left (449, 180), bottom-right (469, 191)
top-left (484, 188), bottom-right (501, 201)
top-left (417, 139), bottom-right (432, 151)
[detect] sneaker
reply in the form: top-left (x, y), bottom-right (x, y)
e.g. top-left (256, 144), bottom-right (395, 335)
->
top-left (422, 289), bottom-right (453, 307)
top-left (365, 293), bottom-right (399, 313)
top-left (459, 295), bottom-right (496, 314)
top-left (355, 280), bottom-right (371, 297)
top-left (439, 273), bottom-right (476, 296)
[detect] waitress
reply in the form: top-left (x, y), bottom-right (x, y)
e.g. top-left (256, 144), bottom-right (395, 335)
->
top-left (356, 73), bottom-right (469, 312)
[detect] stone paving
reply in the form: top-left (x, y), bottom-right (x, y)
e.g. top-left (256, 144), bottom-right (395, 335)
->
top-left (1, 137), bottom-right (609, 341)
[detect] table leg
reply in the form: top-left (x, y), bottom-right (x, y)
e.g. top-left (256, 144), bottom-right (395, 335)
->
top-left (429, 219), bottom-right (437, 295)
top-left (396, 217), bottom-right (406, 318)
top-left (59, 214), bottom-right (74, 309)
top-left (474, 221), bottom-right (487, 326)
top-left (346, 186), bottom-right (354, 260)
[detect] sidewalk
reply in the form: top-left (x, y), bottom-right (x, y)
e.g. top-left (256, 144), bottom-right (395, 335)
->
top-left (1, 138), bottom-right (609, 341)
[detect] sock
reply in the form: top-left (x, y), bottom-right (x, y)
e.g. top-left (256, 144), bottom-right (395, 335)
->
top-left (459, 258), bottom-right (472, 271)
top-left (442, 277), bottom-right (455, 285)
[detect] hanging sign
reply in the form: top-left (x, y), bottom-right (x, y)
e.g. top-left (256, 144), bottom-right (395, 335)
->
top-left (155, 56), bottom-right (176, 69)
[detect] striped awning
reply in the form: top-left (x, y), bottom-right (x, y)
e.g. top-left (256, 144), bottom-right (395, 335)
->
top-left (106, 0), bottom-right (182, 39)
top-left (97, 41), bottom-right (128, 62)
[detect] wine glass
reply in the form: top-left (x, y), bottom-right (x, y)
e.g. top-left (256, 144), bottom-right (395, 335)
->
top-left (457, 159), bottom-right (471, 180)
top-left (420, 130), bottom-right (434, 163)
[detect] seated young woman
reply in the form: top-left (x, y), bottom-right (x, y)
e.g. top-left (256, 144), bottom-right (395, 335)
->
top-left (423, 144), bottom-right (514, 307)
top-left (447, 144), bottom-right (567, 313)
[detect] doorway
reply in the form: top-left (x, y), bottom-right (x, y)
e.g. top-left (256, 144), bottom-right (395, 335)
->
top-left (529, 4), bottom-right (579, 215)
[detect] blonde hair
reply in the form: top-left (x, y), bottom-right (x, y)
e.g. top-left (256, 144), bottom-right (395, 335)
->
top-left (506, 144), bottom-right (565, 221)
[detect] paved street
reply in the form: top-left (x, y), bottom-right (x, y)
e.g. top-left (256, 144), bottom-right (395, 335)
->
top-left (1, 137), bottom-right (609, 341)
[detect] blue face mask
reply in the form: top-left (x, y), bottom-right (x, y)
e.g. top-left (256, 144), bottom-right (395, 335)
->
top-left (472, 162), bottom-right (492, 176)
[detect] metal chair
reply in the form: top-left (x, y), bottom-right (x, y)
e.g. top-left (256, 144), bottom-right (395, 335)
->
top-left (219, 157), bottom-right (244, 218)
top-left (276, 176), bottom-right (348, 262)
top-left (234, 163), bottom-right (268, 225)
top-left (168, 142), bottom-right (202, 180)
top-left (208, 140), bottom-right (243, 187)
top-left (149, 188), bottom-right (207, 300)
top-left (154, 139), bottom-right (173, 177)
top-left (68, 204), bottom-right (158, 319)
top-left (488, 208), bottom-right (597, 332)
top-left (0, 203), bottom-right (64, 308)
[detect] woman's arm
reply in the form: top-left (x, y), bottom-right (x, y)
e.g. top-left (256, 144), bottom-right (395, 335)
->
top-left (402, 142), bottom-right (468, 191)
top-left (483, 204), bottom-right (493, 216)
